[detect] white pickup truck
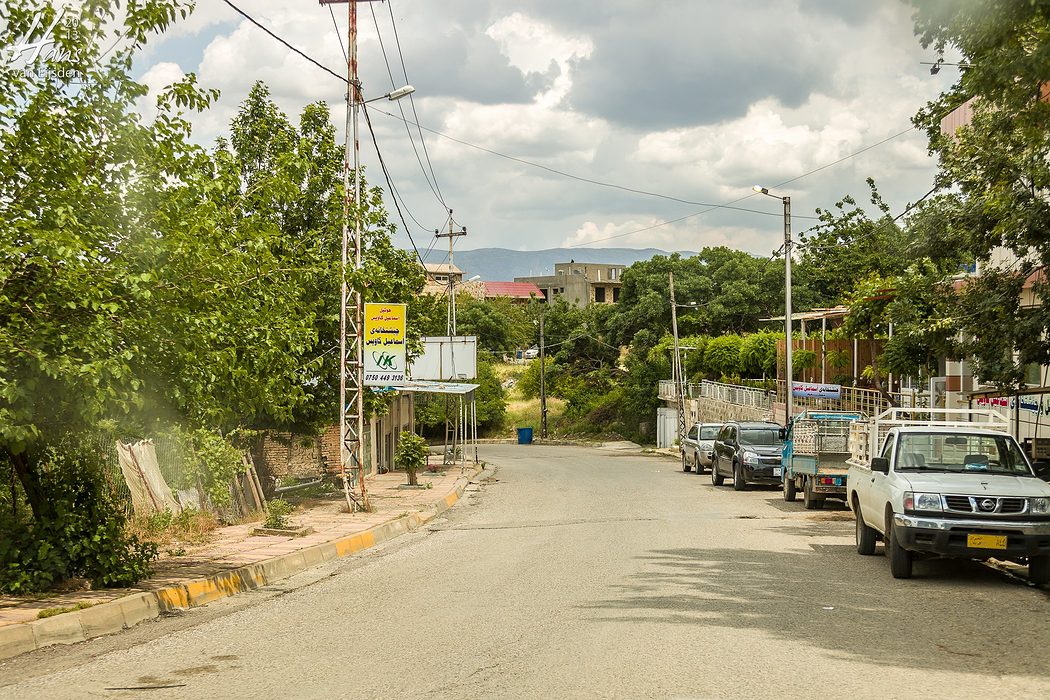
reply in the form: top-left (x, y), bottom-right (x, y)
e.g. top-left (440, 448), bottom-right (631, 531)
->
top-left (846, 408), bottom-right (1050, 583)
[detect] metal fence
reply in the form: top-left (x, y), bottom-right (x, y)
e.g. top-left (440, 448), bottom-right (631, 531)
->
top-left (659, 379), bottom-right (773, 411)
top-left (659, 377), bottom-right (920, 419)
top-left (775, 381), bottom-right (915, 416)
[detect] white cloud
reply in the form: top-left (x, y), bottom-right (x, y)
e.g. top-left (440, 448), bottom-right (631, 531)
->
top-left (129, 0), bottom-right (952, 255)
top-left (135, 61), bottom-right (185, 122)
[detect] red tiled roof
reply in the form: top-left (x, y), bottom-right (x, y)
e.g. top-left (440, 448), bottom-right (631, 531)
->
top-left (484, 281), bottom-right (545, 300)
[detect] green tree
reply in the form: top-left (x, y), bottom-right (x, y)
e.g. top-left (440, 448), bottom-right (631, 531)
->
top-left (0, 0), bottom-right (211, 520)
top-left (608, 249), bottom-right (787, 348)
top-left (909, 0), bottom-right (1050, 387)
top-left (796, 179), bottom-right (915, 305)
top-left (739, 331), bottom-right (779, 378)
top-left (0, 0), bottom-right (201, 589)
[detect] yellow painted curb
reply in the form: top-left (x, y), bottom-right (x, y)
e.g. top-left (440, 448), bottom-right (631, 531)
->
top-left (0, 467), bottom-right (481, 661)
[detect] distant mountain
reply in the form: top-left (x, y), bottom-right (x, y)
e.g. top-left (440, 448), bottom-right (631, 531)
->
top-left (416, 247), bottom-right (695, 282)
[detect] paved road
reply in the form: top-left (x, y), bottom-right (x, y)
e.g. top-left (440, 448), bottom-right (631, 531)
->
top-left (2, 444), bottom-right (1049, 699)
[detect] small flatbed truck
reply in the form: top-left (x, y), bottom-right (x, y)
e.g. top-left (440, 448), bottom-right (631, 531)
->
top-left (782, 410), bottom-right (864, 509)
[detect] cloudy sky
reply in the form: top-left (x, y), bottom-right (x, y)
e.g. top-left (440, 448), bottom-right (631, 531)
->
top-left (130, 0), bottom-right (956, 257)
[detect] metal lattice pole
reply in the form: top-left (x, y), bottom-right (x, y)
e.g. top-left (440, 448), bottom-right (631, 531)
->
top-left (669, 272), bottom-right (687, 468)
top-left (324, 0), bottom-right (384, 513)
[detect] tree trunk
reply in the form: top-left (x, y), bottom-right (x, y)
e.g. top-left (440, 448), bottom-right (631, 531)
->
top-left (867, 338), bottom-right (899, 408)
top-left (407, 466), bottom-right (418, 487)
top-left (6, 448), bottom-right (54, 524)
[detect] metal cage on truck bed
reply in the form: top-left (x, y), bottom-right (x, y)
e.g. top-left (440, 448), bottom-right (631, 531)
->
top-left (791, 412), bottom-right (865, 456)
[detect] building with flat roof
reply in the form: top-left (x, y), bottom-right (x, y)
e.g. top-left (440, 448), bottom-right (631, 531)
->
top-left (514, 261), bottom-right (624, 307)
top-left (422, 263), bottom-right (463, 296)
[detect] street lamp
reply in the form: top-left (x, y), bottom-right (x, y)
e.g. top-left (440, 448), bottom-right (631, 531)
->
top-left (753, 185), bottom-right (794, 425)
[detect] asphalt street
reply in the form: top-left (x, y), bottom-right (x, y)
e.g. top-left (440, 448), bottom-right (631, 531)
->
top-left (2, 444), bottom-right (1048, 699)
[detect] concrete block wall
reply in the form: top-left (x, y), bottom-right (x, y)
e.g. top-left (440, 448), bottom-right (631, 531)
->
top-left (691, 397), bottom-right (771, 425)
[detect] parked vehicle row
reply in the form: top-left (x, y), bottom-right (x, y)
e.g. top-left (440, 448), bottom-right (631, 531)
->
top-left (681, 408), bottom-right (1050, 585)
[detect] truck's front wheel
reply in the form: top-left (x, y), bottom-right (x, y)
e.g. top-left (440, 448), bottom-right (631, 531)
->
top-left (887, 516), bottom-right (913, 579)
top-left (783, 475), bottom-right (797, 502)
top-left (854, 499), bottom-right (876, 555)
top-left (1029, 555), bottom-right (1050, 585)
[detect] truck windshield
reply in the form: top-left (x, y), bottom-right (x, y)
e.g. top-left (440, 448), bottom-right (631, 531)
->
top-left (896, 433), bottom-right (1033, 475)
top-left (740, 429), bottom-right (782, 446)
top-left (700, 427), bottom-right (720, 440)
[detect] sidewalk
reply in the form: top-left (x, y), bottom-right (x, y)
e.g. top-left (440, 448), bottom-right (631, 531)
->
top-left (0, 462), bottom-right (480, 660)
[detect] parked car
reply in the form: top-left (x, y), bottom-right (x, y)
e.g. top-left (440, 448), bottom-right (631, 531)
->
top-left (524, 345), bottom-right (540, 359)
top-left (682, 422), bottom-right (721, 473)
top-left (711, 421), bottom-right (785, 490)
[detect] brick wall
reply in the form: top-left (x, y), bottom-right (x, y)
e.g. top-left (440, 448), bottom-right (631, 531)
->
top-left (259, 432), bottom-right (323, 479)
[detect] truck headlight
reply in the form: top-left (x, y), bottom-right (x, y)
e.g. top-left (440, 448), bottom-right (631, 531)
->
top-left (742, 452), bottom-right (759, 465)
top-left (1031, 497), bottom-right (1050, 515)
top-left (904, 492), bottom-right (943, 512)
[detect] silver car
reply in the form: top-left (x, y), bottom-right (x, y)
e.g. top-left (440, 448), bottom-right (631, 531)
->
top-left (683, 422), bottom-right (721, 473)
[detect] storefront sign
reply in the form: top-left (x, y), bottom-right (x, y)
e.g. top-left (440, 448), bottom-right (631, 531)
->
top-left (792, 383), bottom-right (842, 399)
top-left (363, 303), bottom-right (407, 386)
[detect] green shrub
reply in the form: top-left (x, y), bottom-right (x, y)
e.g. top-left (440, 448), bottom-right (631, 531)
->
top-left (0, 440), bottom-right (158, 593)
top-left (704, 335), bottom-right (744, 378)
top-left (264, 499), bottom-right (294, 529)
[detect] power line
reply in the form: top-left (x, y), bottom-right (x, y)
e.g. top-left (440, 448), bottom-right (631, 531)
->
top-left (361, 102), bottom-right (428, 269)
top-left (370, 102), bottom-right (816, 220)
top-left (387, 0), bottom-right (446, 206)
top-left (221, 0), bottom-right (346, 84)
top-left (369, 2), bottom-right (446, 210)
top-left (223, 1), bottom-right (919, 246)
top-left (328, 4), bottom-right (347, 63)
top-left (565, 129), bottom-right (919, 248)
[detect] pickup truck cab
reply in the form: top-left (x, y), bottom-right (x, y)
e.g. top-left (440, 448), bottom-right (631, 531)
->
top-left (847, 409), bottom-right (1050, 583)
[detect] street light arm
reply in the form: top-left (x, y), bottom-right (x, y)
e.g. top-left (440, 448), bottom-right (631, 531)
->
top-left (362, 84), bottom-right (415, 104)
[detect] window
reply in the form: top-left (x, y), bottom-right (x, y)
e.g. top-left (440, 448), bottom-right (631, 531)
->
top-left (700, 426), bottom-right (720, 440)
top-left (688, 425), bottom-right (699, 441)
top-left (739, 428), bottom-right (782, 446)
top-left (610, 268), bottom-right (618, 280)
top-left (594, 287), bottom-right (606, 303)
top-left (880, 436), bottom-right (894, 462)
top-left (613, 287), bottom-right (621, 302)
top-left (896, 432), bottom-right (1032, 475)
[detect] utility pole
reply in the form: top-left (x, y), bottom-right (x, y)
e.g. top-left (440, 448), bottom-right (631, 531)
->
top-left (539, 309), bottom-right (547, 438)
top-left (783, 195), bottom-right (793, 426)
top-left (669, 272), bottom-right (687, 470)
top-left (322, 0), bottom-right (385, 513)
top-left (435, 212), bottom-right (467, 336)
top-left (435, 213), bottom-right (467, 464)
top-left (753, 185), bottom-right (793, 426)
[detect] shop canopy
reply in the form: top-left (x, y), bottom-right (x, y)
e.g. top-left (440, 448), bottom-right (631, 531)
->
top-left (396, 380), bottom-right (480, 395)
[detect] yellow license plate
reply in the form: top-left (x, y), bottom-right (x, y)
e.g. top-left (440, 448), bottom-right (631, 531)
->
top-left (967, 534), bottom-right (1007, 550)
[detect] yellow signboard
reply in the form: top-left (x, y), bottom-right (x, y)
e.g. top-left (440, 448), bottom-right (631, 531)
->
top-left (363, 303), bottom-right (407, 386)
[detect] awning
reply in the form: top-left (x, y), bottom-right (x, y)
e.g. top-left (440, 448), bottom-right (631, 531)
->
top-left (396, 380), bottom-right (480, 395)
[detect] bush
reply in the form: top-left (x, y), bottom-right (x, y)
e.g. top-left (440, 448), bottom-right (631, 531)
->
top-left (704, 335), bottom-right (744, 378)
top-left (0, 440), bottom-right (158, 593)
top-left (263, 499), bottom-right (294, 529)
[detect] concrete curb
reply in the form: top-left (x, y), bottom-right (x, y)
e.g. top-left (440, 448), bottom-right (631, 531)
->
top-left (0, 470), bottom-right (478, 662)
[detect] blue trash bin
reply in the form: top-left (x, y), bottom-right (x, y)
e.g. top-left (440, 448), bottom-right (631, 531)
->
top-left (516, 427), bottom-right (534, 445)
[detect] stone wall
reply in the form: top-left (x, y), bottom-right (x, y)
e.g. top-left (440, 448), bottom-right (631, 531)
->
top-left (688, 397), bottom-right (771, 425)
